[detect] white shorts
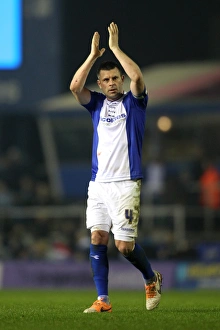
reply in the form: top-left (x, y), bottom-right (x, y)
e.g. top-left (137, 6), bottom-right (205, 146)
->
top-left (86, 180), bottom-right (141, 241)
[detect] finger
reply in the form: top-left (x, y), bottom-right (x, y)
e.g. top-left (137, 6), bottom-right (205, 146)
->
top-left (92, 32), bottom-right (99, 41)
top-left (109, 22), bottom-right (118, 33)
top-left (92, 32), bottom-right (101, 48)
top-left (100, 48), bottom-right (106, 56)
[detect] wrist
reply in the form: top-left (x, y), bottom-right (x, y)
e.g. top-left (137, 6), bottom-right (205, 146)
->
top-left (88, 53), bottom-right (99, 62)
top-left (110, 45), bottom-right (121, 53)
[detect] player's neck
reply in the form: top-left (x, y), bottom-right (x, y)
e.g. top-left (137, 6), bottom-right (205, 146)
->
top-left (106, 93), bottom-right (124, 102)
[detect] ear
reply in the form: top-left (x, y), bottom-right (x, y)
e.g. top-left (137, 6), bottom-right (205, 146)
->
top-left (97, 79), bottom-right (102, 89)
top-left (121, 75), bottom-right (125, 82)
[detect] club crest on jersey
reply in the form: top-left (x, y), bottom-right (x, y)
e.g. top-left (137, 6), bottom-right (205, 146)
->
top-left (125, 209), bottom-right (133, 224)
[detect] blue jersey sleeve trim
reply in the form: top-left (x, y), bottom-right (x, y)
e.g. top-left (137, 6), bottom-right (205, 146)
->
top-left (83, 91), bottom-right (105, 114)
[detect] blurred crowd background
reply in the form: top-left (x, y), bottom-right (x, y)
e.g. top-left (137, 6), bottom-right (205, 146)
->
top-left (0, 0), bottom-right (220, 263)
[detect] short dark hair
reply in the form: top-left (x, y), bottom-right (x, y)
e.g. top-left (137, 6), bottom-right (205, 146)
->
top-left (96, 61), bottom-right (124, 78)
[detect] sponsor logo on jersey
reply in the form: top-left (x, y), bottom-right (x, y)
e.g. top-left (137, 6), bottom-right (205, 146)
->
top-left (100, 113), bottom-right (126, 124)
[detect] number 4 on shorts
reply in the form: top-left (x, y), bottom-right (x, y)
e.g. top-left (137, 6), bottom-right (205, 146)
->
top-left (125, 209), bottom-right (133, 224)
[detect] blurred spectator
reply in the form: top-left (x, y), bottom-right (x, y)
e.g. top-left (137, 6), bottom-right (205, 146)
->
top-left (6, 223), bottom-right (34, 259)
top-left (199, 160), bottom-right (220, 209)
top-left (74, 228), bottom-right (91, 259)
top-left (142, 158), bottom-right (166, 204)
top-left (46, 231), bottom-right (73, 260)
top-left (34, 181), bottom-right (54, 205)
top-left (33, 213), bottom-right (51, 239)
top-left (16, 175), bottom-right (36, 205)
top-left (2, 146), bottom-right (30, 192)
top-left (0, 179), bottom-right (15, 206)
top-left (199, 160), bottom-right (220, 233)
top-left (30, 238), bottom-right (50, 260)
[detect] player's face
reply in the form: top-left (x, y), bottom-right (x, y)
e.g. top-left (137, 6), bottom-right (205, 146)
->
top-left (97, 68), bottom-right (124, 101)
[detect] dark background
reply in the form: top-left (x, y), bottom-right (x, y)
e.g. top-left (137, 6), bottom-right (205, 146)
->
top-left (62, 0), bottom-right (220, 88)
top-left (0, 0), bottom-right (219, 108)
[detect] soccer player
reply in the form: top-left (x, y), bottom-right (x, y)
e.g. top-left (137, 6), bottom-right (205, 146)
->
top-left (70, 22), bottom-right (162, 313)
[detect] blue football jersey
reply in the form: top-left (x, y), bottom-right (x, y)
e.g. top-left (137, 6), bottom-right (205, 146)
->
top-left (83, 90), bottom-right (148, 182)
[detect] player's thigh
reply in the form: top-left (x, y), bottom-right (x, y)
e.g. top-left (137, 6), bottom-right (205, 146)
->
top-left (109, 180), bottom-right (141, 240)
top-left (86, 181), bottom-right (111, 230)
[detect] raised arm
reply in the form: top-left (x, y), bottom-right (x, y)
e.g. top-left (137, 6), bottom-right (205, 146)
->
top-left (69, 32), bottom-right (105, 105)
top-left (108, 22), bottom-right (145, 97)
